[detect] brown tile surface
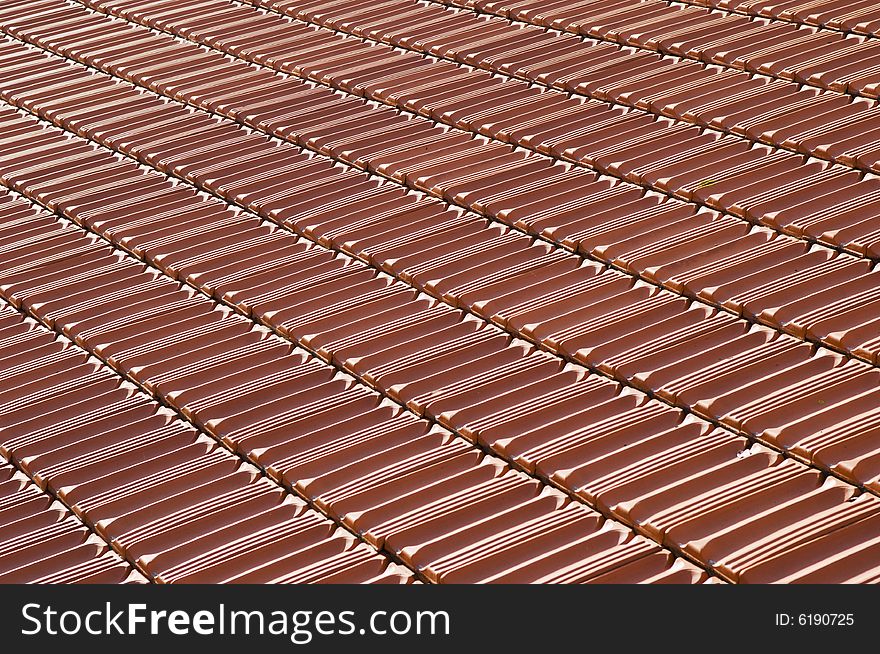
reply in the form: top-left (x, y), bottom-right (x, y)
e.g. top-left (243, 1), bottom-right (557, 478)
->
top-left (0, 191), bottom-right (695, 583)
top-left (0, 303), bottom-right (412, 584)
top-left (0, 456), bottom-right (142, 583)
top-left (0, 0), bottom-right (879, 584)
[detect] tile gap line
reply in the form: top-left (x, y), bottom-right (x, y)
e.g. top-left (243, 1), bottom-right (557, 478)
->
top-left (0, 296), bottom-right (157, 583)
top-left (0, 189), bottom-right (428, 585)
top-left (414, 0), bottom-right (874, 101)
top-left (0, 31), bottom-right (874, 500)
top-left (0, 104), bottom-right (726, 582)
top-left (4, 14), bottom-right (877, 374)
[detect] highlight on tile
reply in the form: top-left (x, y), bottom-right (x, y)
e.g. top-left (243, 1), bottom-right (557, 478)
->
top-left (0, 0), bottom-right (879, 584)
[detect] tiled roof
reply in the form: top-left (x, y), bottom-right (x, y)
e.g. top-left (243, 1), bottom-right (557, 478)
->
top-left (0, 0), bottom-right (879, 583)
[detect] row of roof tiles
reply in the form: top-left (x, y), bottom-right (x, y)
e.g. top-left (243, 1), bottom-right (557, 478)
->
top-left (2, 95), bottom-right (880, 581)
top-left (434, 0), bottom-right (880, 61)
top-left (0, 211), bottom-right (705, 583)
top-left (1, 0), bottom-right (879, 583)
top-left (4, 12), bottom-right (880, 369)
top-left (0, 458), bottom-right (142, 583)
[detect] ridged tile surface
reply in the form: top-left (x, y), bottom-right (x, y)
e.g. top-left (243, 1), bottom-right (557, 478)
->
top-left (0, 0), bottom-right (879, 584)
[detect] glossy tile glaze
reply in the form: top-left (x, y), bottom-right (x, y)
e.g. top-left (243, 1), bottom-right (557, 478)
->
top-left (0, 457), bottom-right (141, 583)
top-left (1, 0), bottom-right (879, 584)
top-left (0, 192), bottom-right (702, 583)
top-left (7, 0), bottom-right (880, 365)
top-left (0, 303), bottom-right (411, 584)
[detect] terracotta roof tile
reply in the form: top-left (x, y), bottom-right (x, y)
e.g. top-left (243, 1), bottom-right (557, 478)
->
top-left (0, 0), bottom-right (878, 584)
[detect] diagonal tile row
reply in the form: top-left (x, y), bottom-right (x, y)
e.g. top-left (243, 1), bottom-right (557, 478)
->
top-left (672, 0), bottom-right (880, 39)
top-left (0, 441), bottom-right (143, 583)
top-left (12, 0), bottom-right (880, 588)
top-left (0, 303), bottom-right (414, 585)
top-left (5, 17), bottom-right (880, 387)
top-left (74, 0), bottom-right (880, 210)
top-left (419, 0), bottom-right (880, 96)
top-left (2, 30), bottom-right (880, 493)
top-left (214, 0), bottom-right (880, 176)
top-left (15, 0), bottom-right (880, 319)
top-left (5, 15), bottom-right (880, 376)
top-left (17, 1), bottom-right (876, 361)
top-left (3, 91), bottom-right (880, 584)
top-left (0, 184), bottom-right (707, 584)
